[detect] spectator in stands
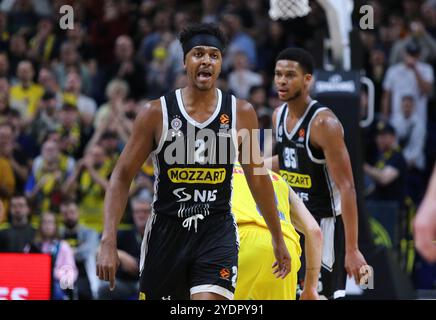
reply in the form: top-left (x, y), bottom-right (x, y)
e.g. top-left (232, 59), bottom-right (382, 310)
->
top-left (93, 79), bottom-right (131, 145)
top-left (62, 70), bottom-right (97, 129)
top-left (98, 194), bottom-right (152, 299)
top-left (62, 144), bottom-right (111, 232)
top-left (220, 12), bottom-right (257, 72)
top-left (382, 41), bottom-right (434, 125)
top-left (146, 32), bottom-right (173, 99)
top-left (228, 51), bottom-right (263, 99)
top-left (95, 130), bottom-right (121, 170)
top-left (421, 0), bottom-right (436, 38)
top-left (392, 95), bottom-right (427, 203)
top-left (166, 11), bottom-right (189, 85)
top-left (60, 200), bottom-right (99, 300)
top-left (7, 34), bottom-right (27, 78)
top-left (201, 0), bottom-right (222, 24)
top-left (25, 140), bottom-right (75, 215)
top-left (9, 60), bottom-right (44, 123)
top-left (364, 122), bottom-right (407, 207)
top-left (389, 18), bottom-right (436, 65)
top-left (29, 212), bottom-right (78, 300)
top-left (138, 9), bottom-right (172, 66)
top-left (53, 41), bottom-right (92, 96)
top-left (65, 23), bottom-right (96, 67)
top-left (57, 103), bottom-right (82, 158)
top-left (28, 17), bottom-right (60, 65)
top-left (392, 95), bottom-right (426, 172)
top-left (0, 121), bottom-right (28, 195)
top-left (94, 79), bottom-right (129, 128)
top-left (105, 35), bottom-right (146, 100)
top-left (0, 195), bottom-right (35, 252)
top-left (4, 0), bottom-right (39, 37)
top-left (30, 91), bottom-right (59, 146)
top-left (8, 107), bottom-right (38, 160)
top-left (38, 67), bottom-right (61, 98)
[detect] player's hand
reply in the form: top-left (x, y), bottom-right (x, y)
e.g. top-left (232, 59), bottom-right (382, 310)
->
top-left (345, 248), bottom-right (367, 285)
top-left (299, 287), bottom-right (320, 300)
top-left (272, 237), bottom-right (291, 279)
top-left (96, 240), bottom-right (120, 290)
top-left (414, 201), bottom-right (436, 263)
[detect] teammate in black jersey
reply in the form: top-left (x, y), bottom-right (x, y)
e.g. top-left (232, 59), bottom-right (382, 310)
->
top-left (267, 48), bottom-right (367, 299)
top-left (96, 24), bottom-right (291, 300)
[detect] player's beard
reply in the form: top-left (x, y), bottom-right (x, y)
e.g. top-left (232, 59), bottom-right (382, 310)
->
top-left (287, 89), bottom-right (302, 101)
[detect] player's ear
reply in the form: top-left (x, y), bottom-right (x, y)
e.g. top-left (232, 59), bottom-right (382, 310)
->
top-left (304, 73), bottom-right (312, 86)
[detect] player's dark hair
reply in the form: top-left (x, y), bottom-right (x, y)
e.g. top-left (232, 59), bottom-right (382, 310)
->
top-left (276, 48), bottom-right (315, 75)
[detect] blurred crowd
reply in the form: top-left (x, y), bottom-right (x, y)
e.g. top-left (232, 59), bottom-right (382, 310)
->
top-left (0, 0), bottom-right (435, 299)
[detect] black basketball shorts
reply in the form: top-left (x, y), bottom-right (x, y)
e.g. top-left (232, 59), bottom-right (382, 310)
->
top-left (138, 213), bottom-right (239, 300)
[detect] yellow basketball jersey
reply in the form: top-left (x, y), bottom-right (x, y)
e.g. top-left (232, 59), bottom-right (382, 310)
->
top-left (231, 163), bottom-right (300, 246)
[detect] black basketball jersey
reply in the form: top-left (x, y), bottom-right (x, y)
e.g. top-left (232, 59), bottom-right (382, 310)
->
top-left (150, 88), bottom-right (238, 219)
top-left (276, 100), bottom-right (341, 219)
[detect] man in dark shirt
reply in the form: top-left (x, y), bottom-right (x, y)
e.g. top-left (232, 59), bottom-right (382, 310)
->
top-left (364, 121), bottom-right (407, 205)
top-left (0, 195), bottom-right (35, 252)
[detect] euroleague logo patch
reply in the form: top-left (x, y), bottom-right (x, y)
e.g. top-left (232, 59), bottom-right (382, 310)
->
top-left (220, 268), bottom-right (231, 280)
top-left (220, 114), bottom-right (230, 125)
top-left (298, 128), bottom-right (305, 142)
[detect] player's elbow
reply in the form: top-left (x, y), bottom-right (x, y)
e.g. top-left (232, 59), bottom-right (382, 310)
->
top-left (338, 182), bottom-right (356, 197)
top-left (308, 224), bottom-right (323, 243)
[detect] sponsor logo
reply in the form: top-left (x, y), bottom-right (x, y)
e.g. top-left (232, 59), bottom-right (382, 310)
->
top-left (280, 171), bottom-right (312, 189)
top-left (296, 192), bottom-right (309, 202)
top-left (315, 74), bottom-right (356, 93)
top-left (173, 188), bottom-right (192, 202)
top-left (173, 188), bottom-right (217, 202)
top-left (220, 268), bottom-right (230, 280)
top-left (168, 168), bottom-right (226, 184)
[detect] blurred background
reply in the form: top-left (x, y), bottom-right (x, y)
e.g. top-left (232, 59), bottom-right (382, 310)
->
top-left (0, 0), bottom-right (434, 300)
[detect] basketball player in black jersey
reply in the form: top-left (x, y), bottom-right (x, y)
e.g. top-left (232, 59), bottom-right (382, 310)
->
top-left (96, 24), bottom-right (291, 300)
top-left (267, 48), bottom-right (367, 299)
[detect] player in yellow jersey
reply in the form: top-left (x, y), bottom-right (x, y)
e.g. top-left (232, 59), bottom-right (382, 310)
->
top-left (232, 163), bottom-right (322, 300)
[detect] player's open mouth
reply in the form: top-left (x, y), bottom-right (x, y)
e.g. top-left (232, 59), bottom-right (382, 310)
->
top-left (197, 71), bottom-right (212, 81)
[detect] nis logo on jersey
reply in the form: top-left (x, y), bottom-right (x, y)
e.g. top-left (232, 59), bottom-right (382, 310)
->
top-left (173, 188), bottom-right (217, 203)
